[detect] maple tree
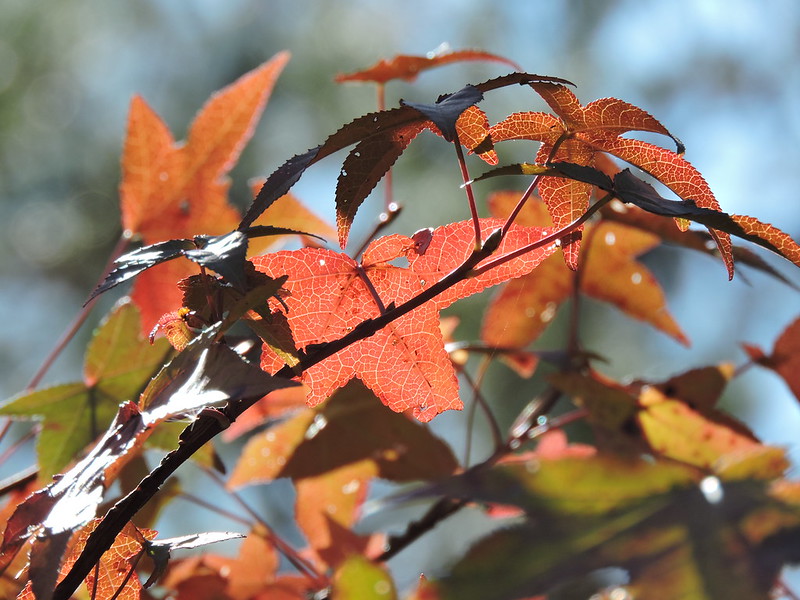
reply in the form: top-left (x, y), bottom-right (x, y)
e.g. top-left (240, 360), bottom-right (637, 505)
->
top-left (1, 46), bottom-right (800, 600)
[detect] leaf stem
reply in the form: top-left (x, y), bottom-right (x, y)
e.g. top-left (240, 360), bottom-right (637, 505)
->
top-left (499, 134), bottom-right (566, 238)
top-left (199, 466), bottom-right (328, 588)
top-left (351, 201), bottom-right (402, 260)
top-left (452, 132), bottom-right (482, 249)
top-left (26, 234), bottom-right (130, 391)
top-left (472, 193), bottom-right (613, 277)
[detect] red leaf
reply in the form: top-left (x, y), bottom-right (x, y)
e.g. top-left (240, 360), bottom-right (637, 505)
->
top-left (335, 47), bottom-right (521, 84)
top-left (119, 53), bottom-right (290, 332)
top-left (18, 520), bottom-right (156, 600)
top-left (489, 84), bottom-right (690, 271)
top-left (253, 219), bottom-right (556, 421)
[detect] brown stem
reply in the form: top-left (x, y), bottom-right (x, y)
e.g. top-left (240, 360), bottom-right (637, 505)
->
top-left (27, 234), bottom-right (130, 391)
top-left (53, 204), bottom-right (600, 598)
top-left (499, 134), bottom-right (566, 237)
top-left (472, 193), bottom-right (613, 277)
top-left (452, 133), bottom-right (482, 249)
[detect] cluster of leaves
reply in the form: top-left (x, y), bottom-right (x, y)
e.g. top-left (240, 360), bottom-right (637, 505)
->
top-left (1, 46), bottom-right (800, 600)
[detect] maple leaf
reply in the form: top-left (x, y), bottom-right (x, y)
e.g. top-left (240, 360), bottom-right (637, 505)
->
top-left (160, 530), bottom-right (314, 600)
top-left (228, 380), bottom-right (458, 488)
top-left (116, 53), bottom-right (289, 332)
top-left (335, 46), bottom-right (521, 84)
top-left (0, 301), bottom-right (171, 478)
top-left (488, 82), bottom-right (733, 273)
top-left (228, 381), bottom-right (453, 569)
top-left (251, 218), bottom-right (556, 421)
top-left (481, 191), bottom-right (687, 348)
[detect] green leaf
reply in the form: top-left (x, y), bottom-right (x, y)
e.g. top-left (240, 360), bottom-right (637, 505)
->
top-left (435, 468), bottom-right (800, 600)
top-left (331, 556), bottom-right (397, 600)
top-left (0, 302), bottom-right (170, 477)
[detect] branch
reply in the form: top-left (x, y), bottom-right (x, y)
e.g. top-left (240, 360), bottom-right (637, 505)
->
top-left (54, 206), bottom-right (593, 598)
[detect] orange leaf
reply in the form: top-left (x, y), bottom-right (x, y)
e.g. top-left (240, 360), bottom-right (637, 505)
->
top-left (18, 520), bottom-right (156, 600)
top-left (253, 219), bottom-right (556, 421)
top-left (749, 316), bottom-right (800, 402)
top-left (335, 47), bottom-right (520, 84)
top-left (227, 380), bottom-right (458, 489)
top-left (120, 53), bottom-right (290, 332)
top-left (481, 192), bottom-right (686, 347)
top-left (490, 84), bottom-right (691, 271)
top-left (295, 462), bottom-right (376, 569)
top-left (454, 106), bottom-right (497, 165)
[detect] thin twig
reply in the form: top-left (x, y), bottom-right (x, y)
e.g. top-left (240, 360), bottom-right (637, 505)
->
top-left (27, 234), bottom-right (130, 391)
top-left (177, 492), bottom-right (254, 527)
top-left (199, 466), bottom-right (327, 588)
top-left (351, 202), bottom-right (402, 260)
top-left (452, 133), bottom-right (482, 249)
top-left (472, 193), bottom-right (613, 277)
top-left (460, 357), bottom-right (503, 461)
top-left (376, 497), bottom-right (466, 563)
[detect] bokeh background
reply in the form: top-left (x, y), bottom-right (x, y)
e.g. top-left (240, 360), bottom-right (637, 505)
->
top-left (1, 0), bottom-right (799, 592)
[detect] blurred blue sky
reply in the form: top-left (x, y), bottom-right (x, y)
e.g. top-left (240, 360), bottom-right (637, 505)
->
top-left (0, 0), bottom-right (799, 590)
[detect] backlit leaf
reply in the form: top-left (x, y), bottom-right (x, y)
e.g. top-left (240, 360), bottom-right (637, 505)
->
top-left (117, 53), bottom-right (289, 332)
top-left (489, 84), bottom-right (689, 270)
top-left (433, 474), bottom-right (800, 600)
top-left (253, 219), bottom-right (556, 421)
top-left (746, 316), bottom-right (800, 402)
top-left (331, 556), bottom-right (397, 600)
top-left (335, 47), bottom-right (520, 84)
top-left (19, 520), bottom-right (156, 600)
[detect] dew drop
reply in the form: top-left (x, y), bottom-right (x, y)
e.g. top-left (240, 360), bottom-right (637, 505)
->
top-left (159, 171), bottom-right (169, 181)
top-left (276, 456), bottom-right (286, 466)
top-left (319, 259), bottom-right (326, 267)
top-left (540, 301), bottom-right (557, 323)
top-left (604, 231), bottom-right (616, 246)
top-left (536, 415), bottom-right (548, 426)
top-left (630, 272), bottom-right (642, 285)
top-left (509, 439), bottom-right (521, 450)
top-left (374, 581), bottom-right (391, 596)
top-left (305, 413), bottom-right (328, 440)
top-left (341, 479), bottom-right (360, 495)
top-left (700, 476), bottom-right (724, 504)
top-left (327, 504), bottom-right (338, 514)
top-left (260, 447), bottom-right (271, 458)
top-left (265, 431), bottom-right (276, 442)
